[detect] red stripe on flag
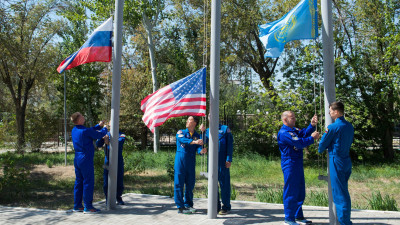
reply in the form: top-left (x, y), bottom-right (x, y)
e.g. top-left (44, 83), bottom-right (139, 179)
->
top-left (61, 46), bottom-right (111, 72)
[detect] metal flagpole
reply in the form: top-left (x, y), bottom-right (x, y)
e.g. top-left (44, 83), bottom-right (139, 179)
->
top-left (64, 71), bottom-right (67, 166)
top-left (321, 0), bottom-right (337, 224)
top-left (107, 0), bottom-right (124, 210)
top-left (208, 0), bottom-right (221, 219)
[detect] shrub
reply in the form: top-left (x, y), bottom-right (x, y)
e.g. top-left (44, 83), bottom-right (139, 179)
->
top-left (0, 153), bottom-right (30, 197)
top-left (94, 150), bottom-right (105, 187)
top-left (124, 152), bottom-right (146, 174)
top-left (46, 159), bottom-right (53, 168)
top-left (25, 108), bottom-right (58, 152)
top-left (165, 153), bottom-right (174, 196)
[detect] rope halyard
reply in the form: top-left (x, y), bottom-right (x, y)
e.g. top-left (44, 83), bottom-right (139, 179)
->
top-left (200, 0), bottom-right (209, 178)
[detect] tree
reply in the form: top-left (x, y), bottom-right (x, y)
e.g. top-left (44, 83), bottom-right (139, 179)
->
top-left (141, 0), bottom-right (164, 153)
top-left (56, 1), bottom-right (107, 127)
top-left (0, 0), bottom-right (62, 151)
top-left (332, 0), bottom-right (400, 160)
top-left (279, 0), bottom-right (400, 161)
top-left (86, 0), bottom-right (165, 152)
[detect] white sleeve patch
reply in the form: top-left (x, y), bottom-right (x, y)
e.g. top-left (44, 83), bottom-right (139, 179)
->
top-left (178, 134), bottom-right (184, 138)
top-left (292, 137), bottom-right (299, 140)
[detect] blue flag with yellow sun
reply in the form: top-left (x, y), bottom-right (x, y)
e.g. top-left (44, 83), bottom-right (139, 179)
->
top-left (259, 0), bottom-right (318, 58)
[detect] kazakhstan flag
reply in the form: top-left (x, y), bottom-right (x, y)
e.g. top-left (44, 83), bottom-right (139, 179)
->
top-left (259, 0), bottom-right (318, 58)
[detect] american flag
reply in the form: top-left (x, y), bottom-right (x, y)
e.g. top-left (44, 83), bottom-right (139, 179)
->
top-left (141, 67), bottom-right (207, 132)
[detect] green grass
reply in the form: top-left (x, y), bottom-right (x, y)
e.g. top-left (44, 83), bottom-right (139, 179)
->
top-left (351, 164), bottom-right (400, 181)
top-left (365, 191), bottom-right (398, 211)
top-left (305, 190), bottom-right (328, 207)
top-left (256, 187), bottom-right (283, 204)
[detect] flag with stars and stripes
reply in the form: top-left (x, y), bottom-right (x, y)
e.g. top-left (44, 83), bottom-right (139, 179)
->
top-left (141, 67), bottom-right (206, 132)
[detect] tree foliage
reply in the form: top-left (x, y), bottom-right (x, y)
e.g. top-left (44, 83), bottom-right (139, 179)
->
top-left (0, 0), bottom-right (62, 150)
top-left (55, 1), bottom-right (108, 126)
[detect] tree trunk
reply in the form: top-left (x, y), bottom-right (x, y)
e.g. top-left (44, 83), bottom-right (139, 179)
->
top-left (141, 124), bottom-right (148, 150)
top-left (383, 124), bottom-right (394, 160)
top-left (143, 12), bottom-right (160, 153)
top-left (15, 105), bottom-right (26, 152)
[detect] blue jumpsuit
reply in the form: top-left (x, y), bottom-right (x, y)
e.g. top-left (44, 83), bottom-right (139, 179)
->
top-left (277, 124), bottom-right (315, 222)
top-left (174, 129), bottom-right (203, 209)
top-left (95, 132), bottom-right (125, 202)
top-left (205, 125), bottom-right (233, 211)
top-left (319, 116), bottom-right (354, 225)
top-left (71, 124), bottom-right (108, 210)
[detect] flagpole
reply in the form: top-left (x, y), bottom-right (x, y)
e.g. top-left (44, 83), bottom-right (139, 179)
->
top-left (208, 0), bottom-right (221, 219)
top-left (107, 0), bottom-right (124, 210)
top-left (321, 0), bottom-right (337, 224)
top-left (63, 71), bottom-right (67, 166)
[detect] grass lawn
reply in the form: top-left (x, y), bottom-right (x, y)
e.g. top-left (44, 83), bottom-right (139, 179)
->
top-left (0, 149), bottom-right (399, 211)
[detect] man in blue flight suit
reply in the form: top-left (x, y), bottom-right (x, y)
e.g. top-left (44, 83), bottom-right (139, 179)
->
top-left (318, 102), bottom-right (354, 225)
top-left (70, 112), bottom-right (108, 214)
top-left (277, 111), bottom-right (319, 225)
top-left (96, 131), bottom-right (126, 205)
top-left (174, 116), bottom-right (207, 214)
top-left (200, 122), bottom-right (233, 215)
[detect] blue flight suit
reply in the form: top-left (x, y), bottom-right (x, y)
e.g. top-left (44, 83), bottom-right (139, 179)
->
top-left (95, 132), bottom-right (125, 202)
top-left (319, 116), bottom-right (354, 225)
top-left (277, 124), bottom-right (315, 222)
top-left (174, 129), bottom-right (203, 209)
top-left (71, 124), bottom-right (108, 210)
top-left (205, 125), bottom-right (233, 211)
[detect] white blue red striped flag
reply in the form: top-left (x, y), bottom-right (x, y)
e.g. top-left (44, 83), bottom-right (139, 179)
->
top-left (141, 67), bottom-right (207, 132)
top-left (57, 17), bottom-right (113, 73)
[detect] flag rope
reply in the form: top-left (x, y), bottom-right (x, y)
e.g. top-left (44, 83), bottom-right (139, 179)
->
top-left (200, 0), bottom-right (208, 177)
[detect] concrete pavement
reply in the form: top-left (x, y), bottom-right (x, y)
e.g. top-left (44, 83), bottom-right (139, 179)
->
top-left (1, 193), bottom-right (400, 225)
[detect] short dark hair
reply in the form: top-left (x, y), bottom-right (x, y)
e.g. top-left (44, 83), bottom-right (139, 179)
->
top-left (329, 101), bottom-right (344, 114)
top-left (192, 116), bottom-right (199, 125)
top-left (70, 112), bottom-right (82, 124)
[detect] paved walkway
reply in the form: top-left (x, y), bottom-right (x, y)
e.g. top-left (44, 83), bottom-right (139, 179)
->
top-left (1, 193), bottom-right (400, 225)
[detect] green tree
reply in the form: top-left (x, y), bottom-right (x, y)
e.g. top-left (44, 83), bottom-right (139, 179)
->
top-left (56, 1), bottom-right (107, 126)
top-left (333, 0), bottom-right (400, 160)
top-left (278, 0), bottom-right (400, 161)
top-left (0, 0), bottom-right (62, 151)
top-left (87, 0), bottom-right (166, 152)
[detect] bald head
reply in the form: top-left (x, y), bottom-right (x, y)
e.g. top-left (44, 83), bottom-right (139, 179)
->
top-left (281, 111), bottom-right (293, 120)
top-left (282, 111), bottom-right (296, 128)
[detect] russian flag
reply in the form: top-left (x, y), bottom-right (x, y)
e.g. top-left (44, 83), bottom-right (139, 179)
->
top-left (57, 17), bottom-right (113, 73)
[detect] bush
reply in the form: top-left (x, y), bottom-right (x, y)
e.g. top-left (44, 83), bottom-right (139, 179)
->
top-left (94, 150), bottom-right (105, 187)
top-left (46, 159), bottom-right (53, 168)
top-left (124, 151), bottom-right (146, 174)
top-left (0, 112), bottom-right (17, 145)
top-left (123, 135), bottom-right (139, 152)
top-left (0, 153), bottom-right (30, 198)
top-left (25, 108), bottom-right (58, 152)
